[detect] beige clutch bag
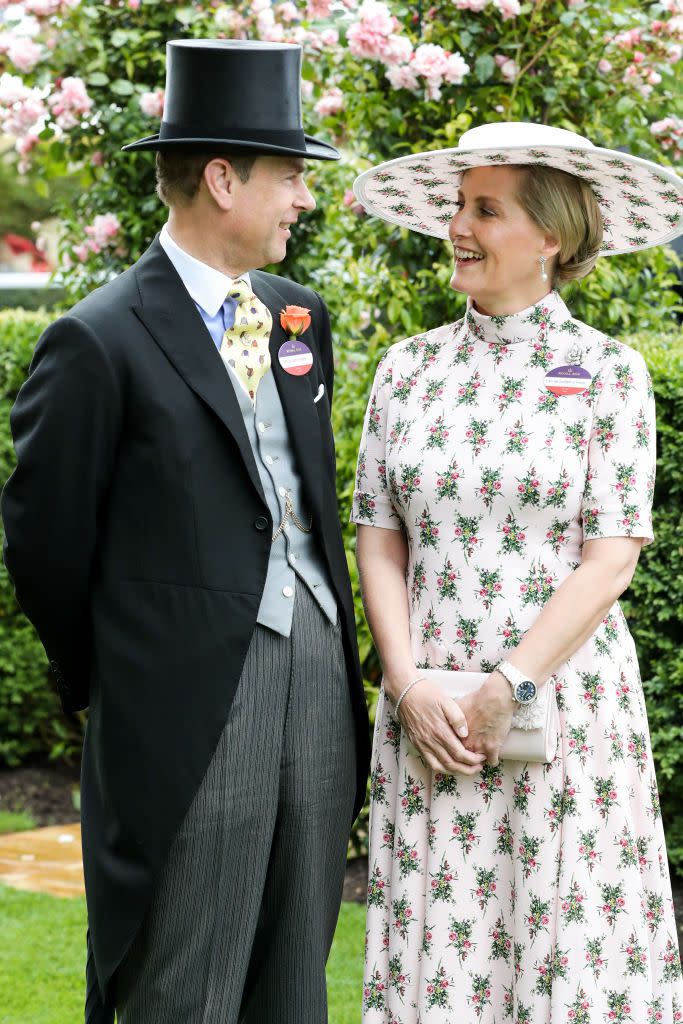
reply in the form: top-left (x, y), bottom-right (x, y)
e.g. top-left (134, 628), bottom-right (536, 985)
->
top-left (404, 668), bottom-right (559, 764)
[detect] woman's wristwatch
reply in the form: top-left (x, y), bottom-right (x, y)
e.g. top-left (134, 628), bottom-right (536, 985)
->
top-left (496, 661), bottom-right (544, 730)
top-left (496, 660), bottom-right (538, 705)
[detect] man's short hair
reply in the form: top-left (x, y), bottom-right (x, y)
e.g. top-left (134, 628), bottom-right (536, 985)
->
top-left (155, 150), bottom-right (258, 207)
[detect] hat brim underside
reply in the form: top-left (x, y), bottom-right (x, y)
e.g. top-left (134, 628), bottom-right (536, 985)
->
top-left (121, 132), bottom-right (340, 161)
top-left (353, 144), bottom-right (683, 256)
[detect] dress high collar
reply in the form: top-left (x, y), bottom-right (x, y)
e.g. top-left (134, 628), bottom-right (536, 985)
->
top-left (464, 290), bottom-right (571, 346)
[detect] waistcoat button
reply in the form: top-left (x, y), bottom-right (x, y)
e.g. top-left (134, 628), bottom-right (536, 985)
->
top-left (254, 516), bottom-right (269, 531)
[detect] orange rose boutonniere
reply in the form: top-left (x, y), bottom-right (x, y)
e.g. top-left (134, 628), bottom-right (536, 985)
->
top-left (280, 304), bottom-right (312, 339)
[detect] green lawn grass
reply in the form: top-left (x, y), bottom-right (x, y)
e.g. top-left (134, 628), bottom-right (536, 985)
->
top-left (0, 884), bottom-right (364, 1024)
top-left (0, 810), bottom-right (36, 835)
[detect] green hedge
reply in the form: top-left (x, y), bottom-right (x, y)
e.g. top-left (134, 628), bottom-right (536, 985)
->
top-left (1, 310), bottom-right (683, 874)
top-left (617, 330), bottom-right (683, 874)
top-left (0, 310), bottom-right (83, 766)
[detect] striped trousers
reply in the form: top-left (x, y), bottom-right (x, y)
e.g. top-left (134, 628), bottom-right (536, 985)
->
top-left (114, 583), bottom-right (356, 1023)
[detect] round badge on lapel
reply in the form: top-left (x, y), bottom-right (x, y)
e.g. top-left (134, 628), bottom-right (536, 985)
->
top-left (278, 339), bottom-right (313, 376)
top-left (544, 364), bottom-right (591, 397)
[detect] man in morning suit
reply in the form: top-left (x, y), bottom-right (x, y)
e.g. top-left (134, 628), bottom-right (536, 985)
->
top-left (1, 39), bottom-right (370, 1024)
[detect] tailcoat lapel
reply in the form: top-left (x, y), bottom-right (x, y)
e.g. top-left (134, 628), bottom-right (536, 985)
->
top-left (131, 238), bottom-right (267, 504)
top-left (251, 272), bottom-right (325, 529)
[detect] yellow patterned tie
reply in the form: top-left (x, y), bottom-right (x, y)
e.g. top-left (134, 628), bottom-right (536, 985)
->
top-left (220, 278), bottom-right (273, 404)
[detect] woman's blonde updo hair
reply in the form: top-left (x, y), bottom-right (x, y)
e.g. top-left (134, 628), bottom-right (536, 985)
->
top-left (513, 165), bottom-right (604, 287)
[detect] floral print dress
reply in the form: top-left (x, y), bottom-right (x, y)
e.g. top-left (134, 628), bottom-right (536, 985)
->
top-left (351, 290), bottom-right (682, 1023)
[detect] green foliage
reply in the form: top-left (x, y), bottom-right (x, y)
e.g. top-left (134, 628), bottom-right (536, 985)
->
top-left (0, 810), bottom-right (36, 834)
top-left (0, 151), bottom-right (75, 241)
top-left (0, 310), bottom-right (82, 767)
top-left (621, 329), bottom-right (683, 874)
top-left (0, 288), bottom-right (66, 314)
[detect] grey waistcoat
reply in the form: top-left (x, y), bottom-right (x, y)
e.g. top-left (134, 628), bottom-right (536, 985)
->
top-left (222, 362), bottom-right (337, 637)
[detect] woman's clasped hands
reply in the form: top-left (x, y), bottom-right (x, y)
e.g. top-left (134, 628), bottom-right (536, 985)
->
top-left (396, 671), bottom-right (515, 773)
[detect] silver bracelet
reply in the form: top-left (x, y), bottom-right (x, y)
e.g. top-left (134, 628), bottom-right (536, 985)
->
top-left (393, 676), bottom-right (426, 718)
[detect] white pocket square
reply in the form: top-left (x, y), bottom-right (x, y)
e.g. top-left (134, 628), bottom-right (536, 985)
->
top-left (313, 383), bottom-right (325, 403)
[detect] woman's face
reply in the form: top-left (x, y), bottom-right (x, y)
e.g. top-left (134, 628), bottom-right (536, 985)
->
top-left (448, 165), bottom-right (559, 315)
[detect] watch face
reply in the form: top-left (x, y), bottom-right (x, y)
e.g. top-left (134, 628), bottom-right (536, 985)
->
top-left (514, 679), bottom-right (537, 704)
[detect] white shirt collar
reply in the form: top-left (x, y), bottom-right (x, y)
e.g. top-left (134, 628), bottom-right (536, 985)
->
top-left (159, 223), bottom-right (251, 317)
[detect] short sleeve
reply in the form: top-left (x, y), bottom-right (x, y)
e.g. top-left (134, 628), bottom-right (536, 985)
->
top-left (580, 346), bottom-right (656, 546)
top-left (350, 350), bottom-right (402, 530)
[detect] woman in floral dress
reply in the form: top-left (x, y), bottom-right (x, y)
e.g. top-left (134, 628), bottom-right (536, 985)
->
top-left (350, 123), bottom-right (683, 1023)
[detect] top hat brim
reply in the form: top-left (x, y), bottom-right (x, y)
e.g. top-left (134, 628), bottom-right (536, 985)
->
top-left (122, 132), bottom-right (340, 161)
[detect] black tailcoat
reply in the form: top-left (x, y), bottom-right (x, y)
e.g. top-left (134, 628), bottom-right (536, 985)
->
top-left (1, 237), bottom-right (370, 1002)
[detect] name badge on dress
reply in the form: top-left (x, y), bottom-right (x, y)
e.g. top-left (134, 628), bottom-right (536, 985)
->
top-left (544, 364), bottom-right (591, 397)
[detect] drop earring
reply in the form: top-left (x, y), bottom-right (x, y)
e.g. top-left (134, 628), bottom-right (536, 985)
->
top-left (539, 255), bottom-right (548, 282)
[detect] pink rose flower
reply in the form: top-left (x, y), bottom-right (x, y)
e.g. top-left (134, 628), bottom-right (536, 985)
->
top-left (139, 89), bottom-right (164, 119)
top-left (493, 0), bottom-right (521, 18)
top-left (306, 0), bottom-right (332, 15)
top-left (384, 33), bottom-right (412, 65)
top-left (319, 27), bottom-right (339, 46)
top-left (314, 86), bottom-right (344, 116)
top-left (7, 36), bottom-right (43, 73)
top-left (277, 1), bottom-right (299, 21)
top-left (24, 0), bottom-right (57, 14)
top-left (386, 63), bottom-right (419, 90)
top-left (412, 42), bottom-right (450, 79)
top-left (49, 75), bottom-right (93, 130)
top-left (85, 212), bottom-right (121, 248)
top-left (444, 52), bottom-right (470, 84)
top-left (73, 242), bottom-right (91, 262)
top-left (214, 7), bottom-right (246, 30)
top-left (347, 0), bottom-right (396, 60)
top-left (495, 53), bottom-right (518, 80)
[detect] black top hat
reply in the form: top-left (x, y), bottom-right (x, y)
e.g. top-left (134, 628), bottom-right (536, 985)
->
top-left (122, 39), bottom-right (340, 161)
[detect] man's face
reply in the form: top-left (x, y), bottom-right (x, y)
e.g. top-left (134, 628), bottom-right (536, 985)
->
top-left (227, 155), bottom-right (316, 269)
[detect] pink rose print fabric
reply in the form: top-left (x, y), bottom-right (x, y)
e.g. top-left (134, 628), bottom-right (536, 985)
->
top-left (351, 290), bottom-right (682, 1022)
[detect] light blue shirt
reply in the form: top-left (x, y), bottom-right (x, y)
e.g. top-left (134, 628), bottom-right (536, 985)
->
top-left (158, 224), bottom-right (252, 349)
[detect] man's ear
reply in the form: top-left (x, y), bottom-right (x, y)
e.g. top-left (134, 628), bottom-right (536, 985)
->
top-left (202, 158), bottom-right (235, 212)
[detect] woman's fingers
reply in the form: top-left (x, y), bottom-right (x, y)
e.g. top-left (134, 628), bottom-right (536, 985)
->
top-left (419, 745), bottom-right (482, 776)
top-left (399, 685), bottom-right (487, 775)
top-left (442, 696), bottom-right (469, 739)
top-left (432, 714), bottom-right (485, 766)
top-left (411, 729), bottom-right (485, 776)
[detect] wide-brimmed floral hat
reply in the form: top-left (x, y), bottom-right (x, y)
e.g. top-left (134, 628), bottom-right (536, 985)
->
top-left (352, 122), bottom-right (683, 255)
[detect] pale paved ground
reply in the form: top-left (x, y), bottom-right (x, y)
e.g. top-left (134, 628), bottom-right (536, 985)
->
top-left (0, 822), bottom-right (83, 898)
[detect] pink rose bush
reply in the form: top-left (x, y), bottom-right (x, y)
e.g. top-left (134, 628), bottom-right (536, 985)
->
top-left (0, 0), bottom-right (679, 294)
top-left (346, 4), bottom-right (470, 98)
top-left (0, 71), bottom-right (47, 167)
top-left (605, 7), bottom-right (683, 97)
